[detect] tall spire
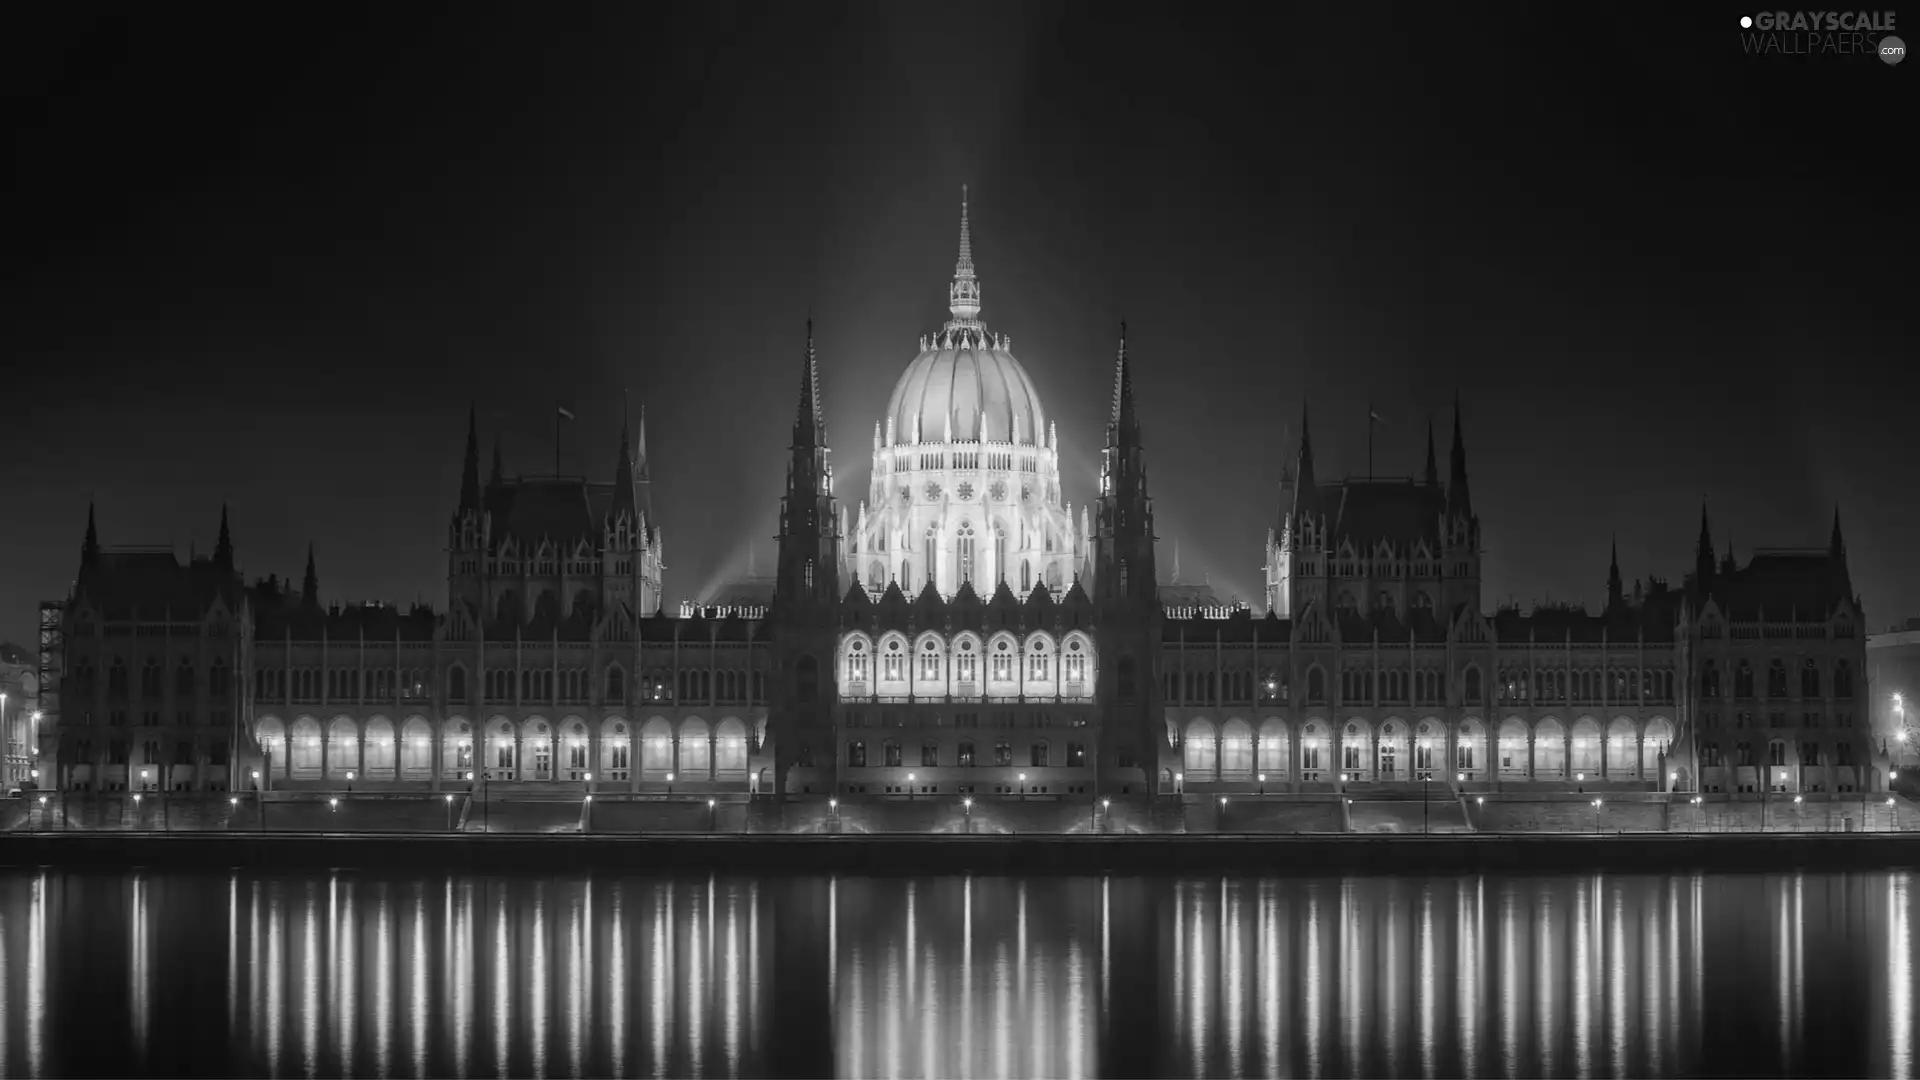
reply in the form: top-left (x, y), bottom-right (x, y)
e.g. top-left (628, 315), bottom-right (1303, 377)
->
top-left (1424, 417), bottom-right (1440, 487)
top-left (82, 502), bottom-right (100, 569)
top-left (612, 402), bottom-right (639, 522)
top-left (794, 317), bottom-right (825, 448)
top-left (947, 185), bottom-right (982, 325)
top-left (1446, 394), bottom-right (1472, 516)
top-left (214, 504), bottom-right (234, 571)
top-left (458, 403), bottom-right (482, 514)
top-left (1606, 536), bottom-right (1624, 612)
top-left (1109, 321), bottom-right (1137, 433)
top-left (302, 544), bottom-right (319, 610)
top-left (634, 400), bottom-right (650, 484)
top-left (1693, 500), bottom-right (1716, 599)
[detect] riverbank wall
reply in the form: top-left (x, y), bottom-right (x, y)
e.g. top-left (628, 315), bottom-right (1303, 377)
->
top-left (7, 830), bottom-right (1920, 876)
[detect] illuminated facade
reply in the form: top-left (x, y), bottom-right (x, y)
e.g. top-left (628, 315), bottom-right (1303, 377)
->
top-left (41, 195), bottom-right (1882, 802)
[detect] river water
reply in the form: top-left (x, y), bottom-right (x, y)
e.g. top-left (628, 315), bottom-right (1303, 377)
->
top-left (0, 869), bottom-right (1912, 1077)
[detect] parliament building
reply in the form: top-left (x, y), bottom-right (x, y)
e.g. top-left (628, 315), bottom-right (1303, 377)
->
top-left (42, 197), bottom-right (1880, 805)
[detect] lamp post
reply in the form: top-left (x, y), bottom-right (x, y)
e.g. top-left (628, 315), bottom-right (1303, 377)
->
top-left (708, 797), bottom-right (716, 832)
top-left (1258, 772), bottom-right (1267, 796)
top-left (1591, 796), bottom-right (1603, 834)
top-left (1018, 772), bottom-right (1027, 801)
top-left (1219, 795), bottom-right (1229, 832)
top-left (907, 772), bottom-right (916, 803)
top-left (829, 796), bottom-right (840, 833)
top-left (666, 771), bottom-right (675, 797)
top-left (1099, 796), bottom-right (1110, 834)
top-left (963, 796), bottom-right (973, 834)
top-left (38, 794), bottom-right (47, 831)
top-left (445, 792), bottom-right (455, 831)
top-left (1792, 793), bottom-right (1804, 833)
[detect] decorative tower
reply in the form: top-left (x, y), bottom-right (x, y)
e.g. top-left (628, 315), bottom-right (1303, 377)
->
top-left (949, 185), bottom-right (981, 326)
top-left (1267, 403), bottom-right (1321, 618)
top-left (769, 320), bottom-right (842, 799)
top-left (213, 504), bottom-right (235, 573)
top-left (1830, 506), bottom-right (1853, 602)
top-left (1443, 397), bottom-right (1483, 612)
top-left (1606, 537), bottom-right (1625, 614)
top-left (448, 405), bottom-right (488, 612)
top-left (1692, 503), bottom-right (1716, 603)
top-left (301, 544), bottom-right (319, 611)
top-left (1093, 324), bottom-right (1166, 794)
top-left (604, 401), bottom-right (658, 624)
top-left (82, 503), bottom-right (100, 571)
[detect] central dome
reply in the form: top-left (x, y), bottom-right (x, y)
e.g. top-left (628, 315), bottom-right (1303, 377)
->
top-left (882, 187), bottom-right (1047, 446)
top-left (885, 334), bottom-right (1048, 446)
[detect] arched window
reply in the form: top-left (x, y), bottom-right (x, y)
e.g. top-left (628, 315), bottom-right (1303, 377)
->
top-left (1834, 660), bottom-right (1854, 699)
top-left (1801, 659), bottom-right (1820, 699)
top-left (606, 667), bottom-right (625, 704)
top-left (994, 527), bottom-right (1008, 585)
top-left (924, 528), bottom-right (938, 589)
top-left (1702, 661), bottom-right (1720, 699)
top-left (1464, 666), bottom-right (1482, 704)
top-left (957, 522), bottom-right (975, 584)
top-left (1306, 667), bottom-right (1326, 703)
top-left (1767, 659), bottom-right (1788, 699)
top-left (1734, 661), bottom-right (1755, 699)
top-left (448, 667), bottom-right (467, 703)
top-left (1021, 559), bottom-right (1032, 594)
top-left (109, 658), bottom-right (129, 698)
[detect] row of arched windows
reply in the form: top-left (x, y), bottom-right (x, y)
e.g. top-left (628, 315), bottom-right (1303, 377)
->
top-left (1701, 657), bottom-right (1852, 700)
top-left (70, 658), bottom-right (229, 700)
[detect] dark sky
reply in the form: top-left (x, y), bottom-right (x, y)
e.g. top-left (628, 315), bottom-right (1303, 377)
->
top-left (3, 2), bottom-right (1912, 646)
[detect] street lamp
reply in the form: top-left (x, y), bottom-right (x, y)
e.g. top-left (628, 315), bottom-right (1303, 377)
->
top-left (1591, 796), bottom-right (1603, 833)
top-left (907, 772), bottom-right (917, 802)
top-left (1097, 796), bottom-right (1110, 833)
top-left (1258, 772), bottom-right (1267, 796)
top-left (963, 796), bottom-right (974, 833)
top-left (666, 771), bottom-right (676, 796)
top-left (445, 792), bottom-right (455, 830)
top-left (1018, 772), bottom-right (1028, 801)
top-left (346, 769), bottom-right (355, 793)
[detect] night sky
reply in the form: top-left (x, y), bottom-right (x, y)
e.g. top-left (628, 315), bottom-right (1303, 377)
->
top-left (4, 3), bottom-right (1911, 646)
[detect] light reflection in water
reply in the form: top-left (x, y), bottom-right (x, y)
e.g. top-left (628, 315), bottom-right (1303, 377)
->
top-left (5, 870), bottom-right (1920, 1077)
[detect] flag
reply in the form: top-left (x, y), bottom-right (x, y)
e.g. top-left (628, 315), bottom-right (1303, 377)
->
top-left (1369, 409), bottom-right (1383, 424)
top-left (556, 405), bottom-right (576, 421)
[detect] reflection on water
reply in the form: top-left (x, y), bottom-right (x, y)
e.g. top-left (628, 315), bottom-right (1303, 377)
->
top-left (0, 869), bottom-right (1915, 1077)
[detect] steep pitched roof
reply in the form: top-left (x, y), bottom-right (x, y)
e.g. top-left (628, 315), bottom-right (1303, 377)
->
top-left (1324, 479), bottom-right (1446, 550)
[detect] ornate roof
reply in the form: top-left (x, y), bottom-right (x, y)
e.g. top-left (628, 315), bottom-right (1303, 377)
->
top-left (882, 191), bottom-right (1048, 447)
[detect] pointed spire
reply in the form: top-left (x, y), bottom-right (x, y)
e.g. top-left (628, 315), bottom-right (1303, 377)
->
top-left (1172, 536), bottom-right (1182, 584)
top-left (1424, 417), bottom-right (1440, 487)
top-left (458, 404), bottom-right (482, 514)
top-left (793, 317), bottom-right (825, 447)
top-left (1109, 321), bottom-right (1138, 433)
top-left (1446, 394), bottom-right (1472, 516)
top-left (947, 185), bottom-right (982, 325)
top-left (82, 502), bottom-right (100, 569)
top-left (1830, 505), bottom-right (1847, 556)
top-left (612, 404), bottom-right (639, 522)
top-left (1606, 536), bottom-right (1624, 612)
top-left (302, 544), bottom-right (319, 610)
top-left (214, 503), bottom-right (234, 570)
